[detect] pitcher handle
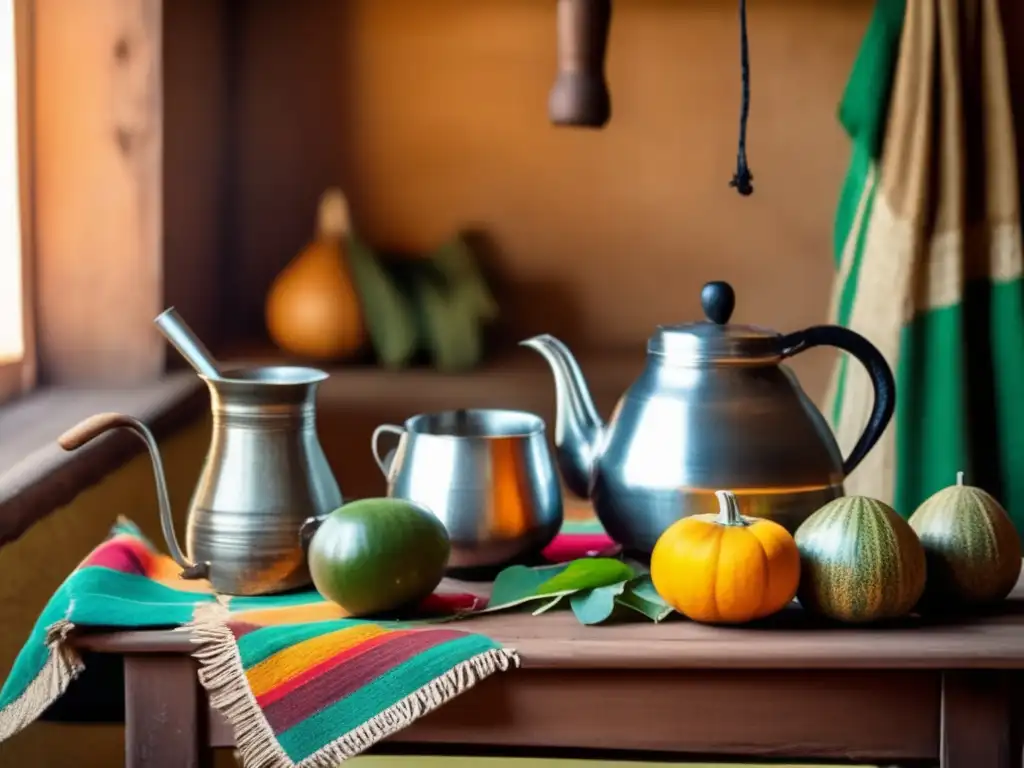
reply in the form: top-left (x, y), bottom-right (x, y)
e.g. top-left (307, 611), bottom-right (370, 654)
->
top-left (779, 326), bottom-right (896, 477)
top-left (299, 514), bottom-right (326, 553)
top-left (371, 424), bottom-right (404, 478)
top-left (58, 413), bottom-right (210, 580)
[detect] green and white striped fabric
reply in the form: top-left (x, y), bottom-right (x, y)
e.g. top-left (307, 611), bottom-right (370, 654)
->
top-left (825, 0), bottom-right (1024, 536)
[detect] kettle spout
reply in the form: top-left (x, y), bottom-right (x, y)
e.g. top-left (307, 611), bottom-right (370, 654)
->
top-left (520, 334), bottom-right (605, 498)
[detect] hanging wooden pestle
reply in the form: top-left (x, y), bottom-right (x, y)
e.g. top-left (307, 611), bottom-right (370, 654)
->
top-left (547, 0), bottom-right (755, 197)
top-left (548, 0), bottom-right (612, 128)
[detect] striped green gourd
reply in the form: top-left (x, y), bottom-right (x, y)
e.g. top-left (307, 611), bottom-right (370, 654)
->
top-left (794, 496), bottom-right (926, 623)
top-left (908, 471), bottom-right (1022, 609)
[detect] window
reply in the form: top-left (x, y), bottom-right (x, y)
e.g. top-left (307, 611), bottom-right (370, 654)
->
top-left (0, 0), bottom-right (30, 405)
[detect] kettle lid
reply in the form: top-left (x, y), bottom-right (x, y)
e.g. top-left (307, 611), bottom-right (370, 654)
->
top-left (647, 281), bottom-right (782, 363)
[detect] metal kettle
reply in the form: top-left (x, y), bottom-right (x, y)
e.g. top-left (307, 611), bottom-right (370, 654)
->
top-left (58, 366), bottom-right (343, 596)
top-left (521, 280), bottom-right (896, 556)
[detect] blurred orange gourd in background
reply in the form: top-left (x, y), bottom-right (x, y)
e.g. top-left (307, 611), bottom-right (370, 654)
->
top-left (265, 188), bottom-right (367, 361)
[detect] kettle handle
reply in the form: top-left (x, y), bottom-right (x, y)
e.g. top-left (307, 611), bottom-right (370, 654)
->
top-left (779, 326), bottom-right (896, 477)
top-left (58, 412), bottom-right (210, 581)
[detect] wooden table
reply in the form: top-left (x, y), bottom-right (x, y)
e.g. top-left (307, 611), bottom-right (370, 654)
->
top-left (66, 577), bottom-right (1024, 768)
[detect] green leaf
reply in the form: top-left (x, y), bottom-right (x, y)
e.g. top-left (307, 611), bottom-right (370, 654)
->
top-left (570, 582), bottom-right (627, 625)
top-left (627, 574), bottom-right (660, 601)
top-left (534, 558), bottom-right (636, 596)
top-left (487, 563), bottom-right (570, 609)
top-left (616, 591), bottom-right (674, 622)
top-left (616, 576), bottom-right (674, 622)
top-left (475, 560), bottom-right (657, 624)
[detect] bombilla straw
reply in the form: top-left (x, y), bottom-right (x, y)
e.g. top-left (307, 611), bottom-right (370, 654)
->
top-left (154, 307), bottom-right (221, 380)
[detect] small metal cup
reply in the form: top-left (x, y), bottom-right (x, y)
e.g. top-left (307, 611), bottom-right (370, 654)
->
top-left (371, 408), bottom-right (563, 569)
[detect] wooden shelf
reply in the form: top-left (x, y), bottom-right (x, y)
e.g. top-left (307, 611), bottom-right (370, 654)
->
top-left (207, 344), bottom-right (645, 501)
top-left (212, 344), bottom-right (645, 417)
top-left (0, 373), bottom-right (206, 548)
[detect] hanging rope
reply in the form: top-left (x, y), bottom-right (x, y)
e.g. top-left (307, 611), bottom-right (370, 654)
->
top-left (730, 0), bottom-right (754, 196)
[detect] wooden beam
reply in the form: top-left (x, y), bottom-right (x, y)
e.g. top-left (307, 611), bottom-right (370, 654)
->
top-left (31, 0), bottom-right (163, 385)
top-left (14, 0), bottom-right (35, 394)
top-left (161, 0), bottom-right (228, 359)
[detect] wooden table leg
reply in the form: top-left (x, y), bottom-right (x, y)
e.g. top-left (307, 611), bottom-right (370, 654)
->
top-left (124, 654), bottom-right (210, 768)
top-left (941, 671), bottom-right (1022, 768)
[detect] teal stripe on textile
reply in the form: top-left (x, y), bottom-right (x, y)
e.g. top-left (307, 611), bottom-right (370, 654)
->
top-left (893, 277), bottom-right (1024, 535)
top-left (277, 633), bottom-right (499, 761)
top-left (988, 280), bottom-right (1024, 533)
top-left (0, 585), bottom-right (72, 711)
top-left (230, 590), bottom-right (325, 612)
top-left (559, 518), bottom-right (606, 535)
top-left (237, 620), bottom-right (375, 668)
top-left (44, 569), bottom-right (211, 693)
top-left (69, 567), bottom-right (216, 605)
top-left (836, 0), bottom-right (907, 152)
top-left (67, 592), bottom-right (204, 628)
top-left (893, 305), bottom-right (967, 518)
top-left (1, 525), bottom-right (206, 712)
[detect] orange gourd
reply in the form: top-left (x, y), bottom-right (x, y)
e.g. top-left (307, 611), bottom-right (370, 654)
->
top-left (265, 188), bottom-right (367, 361)
top-left (651, 490), bottom-right (801, 624)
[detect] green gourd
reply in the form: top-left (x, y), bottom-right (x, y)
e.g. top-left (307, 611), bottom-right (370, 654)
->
top-left (794, 496), bottom-right (926, 624)
top-left (908, 471), bottom-right (1022, 608)
top-left (307, 498), bottom-right (451, 617)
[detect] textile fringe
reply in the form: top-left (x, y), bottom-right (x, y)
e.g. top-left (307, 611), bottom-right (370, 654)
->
top-left (0, 620), bottom-right (84, 742)
top-left (188, 603), bottom-right (520, 768)
top-left (190, 602), bottom-right (291, 768)
top-left (300, 646), bottom-right (520, 768)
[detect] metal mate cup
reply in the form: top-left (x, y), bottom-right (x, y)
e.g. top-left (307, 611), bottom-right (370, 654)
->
top-left (370, 408), bottom-right (563, 570)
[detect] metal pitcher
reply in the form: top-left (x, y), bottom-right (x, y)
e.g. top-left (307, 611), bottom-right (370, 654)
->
top-left (58, 366), bottom-right (343, 596)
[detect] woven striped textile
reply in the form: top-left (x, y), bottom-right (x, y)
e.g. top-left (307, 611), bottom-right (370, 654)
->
top-left (0, 513), bottom-right (614, 766)
top-left (826, 0), bottom-right (1024, 531)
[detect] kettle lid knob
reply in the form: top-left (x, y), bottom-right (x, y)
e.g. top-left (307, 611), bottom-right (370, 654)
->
top-left (647, 279), bottom-right (781, 363)
top-left (701, 281), bottom-right (736, 325)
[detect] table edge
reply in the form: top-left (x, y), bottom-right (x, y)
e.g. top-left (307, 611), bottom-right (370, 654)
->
top-left (69, 628), bottom-right (1024, 670)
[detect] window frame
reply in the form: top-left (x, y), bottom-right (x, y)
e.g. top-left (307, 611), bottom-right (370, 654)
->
top-left (0, 0), bottom-right (35, 406)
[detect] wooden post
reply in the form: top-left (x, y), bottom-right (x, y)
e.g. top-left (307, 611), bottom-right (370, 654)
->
top-left (124, 654), bottom-right (211, 768)
top-left (31, 0), bottom-right (164, 385)
top-left (940, 671), bottom-right (1022, 768)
